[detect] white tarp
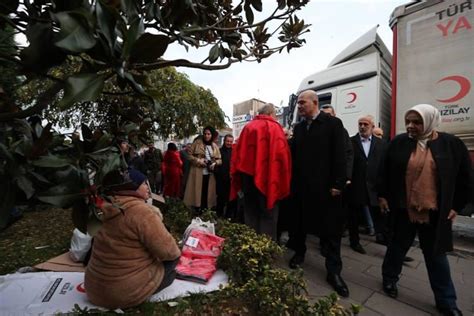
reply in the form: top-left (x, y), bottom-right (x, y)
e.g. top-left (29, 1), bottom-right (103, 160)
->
top-left (0, 270), bottom-right (228, 315)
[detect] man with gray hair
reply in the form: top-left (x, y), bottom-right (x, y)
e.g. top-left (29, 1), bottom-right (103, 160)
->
top-left (258, 103), bottom-right (276, 116)
top-left (230, 103), bottom-right (291, 241)
top-left (347, 115), bottom-right (386, 254)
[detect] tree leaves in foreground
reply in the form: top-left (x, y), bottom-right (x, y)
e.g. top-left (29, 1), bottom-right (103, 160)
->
top-left (0, 0), bottom-right (310, 228)
top-left (0, 0), bottom-right (310, 120)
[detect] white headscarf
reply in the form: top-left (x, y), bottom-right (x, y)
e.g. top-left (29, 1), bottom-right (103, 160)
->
top-left (405, 104), bottom-right (441, 149)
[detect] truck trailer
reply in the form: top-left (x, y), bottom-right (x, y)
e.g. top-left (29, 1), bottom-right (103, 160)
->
top-left (390, 0), bottom-right (473, 158)
top-left (289, 26), bottom-right (392, 137)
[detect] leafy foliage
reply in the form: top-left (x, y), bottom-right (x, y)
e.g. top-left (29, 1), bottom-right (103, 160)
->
top-left (0, 0), bottom-right (310, 120)
top-left (0, 0), bottom-right (310, 229)
top-left (0, 117), bottom-right (122, 229)
top-left (218, 221), bottom-right (283, 284)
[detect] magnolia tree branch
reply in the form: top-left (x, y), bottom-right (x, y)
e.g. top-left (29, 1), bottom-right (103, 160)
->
top-left (181, 6), bottom-right (293, 34)
top-left (135, 58), bottom-right (233, 71)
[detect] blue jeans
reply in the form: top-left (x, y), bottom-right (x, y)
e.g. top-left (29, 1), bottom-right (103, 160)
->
top-left (382, 209), bottom-right (457, 309)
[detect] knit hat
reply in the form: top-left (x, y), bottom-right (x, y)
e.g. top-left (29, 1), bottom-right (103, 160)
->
top-left (102, 169), bottom-right (147, 192)
top-left (128, 169), bottom-right (147, 190)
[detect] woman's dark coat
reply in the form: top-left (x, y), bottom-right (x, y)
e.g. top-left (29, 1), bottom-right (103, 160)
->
top-left (377, 132), bottom-right (471, 254)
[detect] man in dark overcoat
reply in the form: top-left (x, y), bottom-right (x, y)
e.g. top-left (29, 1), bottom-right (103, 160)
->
top-left (289, 90), bottom-right (349, 297)
top-left (347, 115), bottom-right (386, 254)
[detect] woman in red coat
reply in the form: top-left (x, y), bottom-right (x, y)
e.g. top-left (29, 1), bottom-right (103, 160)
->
top-left (162, 142), bottom-right (183, 198)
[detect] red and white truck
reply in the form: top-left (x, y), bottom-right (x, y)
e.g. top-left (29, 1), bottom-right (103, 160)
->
top-left (390, 0), bottom-right (473, 160)
top-left (289, 0), bottom-right (473, 161)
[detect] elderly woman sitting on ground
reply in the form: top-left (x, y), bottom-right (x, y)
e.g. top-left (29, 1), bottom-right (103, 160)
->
top-left (85, 169), bottom-right (180, 309)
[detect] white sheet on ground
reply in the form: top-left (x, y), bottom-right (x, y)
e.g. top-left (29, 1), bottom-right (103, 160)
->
top-left (0, 270), bottom-right (228, 315)
top-left (150, 269), bottom-right (228, 302)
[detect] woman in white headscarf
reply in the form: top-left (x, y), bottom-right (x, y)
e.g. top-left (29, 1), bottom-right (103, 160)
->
top-left (377, 104), bottom-right (471, 316)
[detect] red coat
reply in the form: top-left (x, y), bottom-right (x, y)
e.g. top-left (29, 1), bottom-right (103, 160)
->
top-left (230, 115), bottom-right (291, 211)
top-left (162, 150), bottom-right (183, 198)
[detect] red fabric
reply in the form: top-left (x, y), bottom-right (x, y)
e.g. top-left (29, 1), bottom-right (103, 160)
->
top-left (175, 256), bottom-right (217, 284)
top-left (230, 115), bottom-right (291, 210)
top-left (181, 230), bottom-right (225, 259)
top-left (162, 150), bottom-right (183, 198)
top-left (176, 230), bottom-right (225, 283)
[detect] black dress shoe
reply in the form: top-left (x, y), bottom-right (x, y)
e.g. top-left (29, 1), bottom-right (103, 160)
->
top-left (382, 281), bottom-right (398, 298)
top-left (350, 243), bottom-right (366, 254)
top-left (289, 254), bottom-right (305, 269)
top-left (437, 306), bottom-right (463, 316)
top-left (326, 274), bottom-right (349, 297)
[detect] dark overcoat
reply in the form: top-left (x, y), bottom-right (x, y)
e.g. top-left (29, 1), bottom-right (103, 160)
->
top-left (290, 111), bottom-right (347, 236)
top-left (348, 133), bottom-right (386, 207)
top-left (377, 132), bottom-right (471, 254)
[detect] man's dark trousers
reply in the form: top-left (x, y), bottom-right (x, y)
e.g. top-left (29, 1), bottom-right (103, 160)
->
top-left (292, 197), bottom-right (344, 275)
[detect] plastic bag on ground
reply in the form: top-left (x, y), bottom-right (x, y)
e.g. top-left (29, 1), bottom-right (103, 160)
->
top-left (182, 217), bottom-right (215, 242)
top-left (69, 228), bottom-right (92, 262)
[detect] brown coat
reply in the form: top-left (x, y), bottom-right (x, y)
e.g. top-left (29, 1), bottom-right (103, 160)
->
top-left (183, 139), bottom-right (222, 208)
top-left (84, 196), bottom-right (180, 309)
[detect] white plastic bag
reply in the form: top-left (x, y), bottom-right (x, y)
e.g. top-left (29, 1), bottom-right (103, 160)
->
top-left (69, 228), bottom-right (92, 262)
top-left (183, 217), bottom-right (215, 241)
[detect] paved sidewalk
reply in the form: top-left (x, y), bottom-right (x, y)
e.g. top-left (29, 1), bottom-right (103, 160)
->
top-left (279, 233), bottom-right (474, 315)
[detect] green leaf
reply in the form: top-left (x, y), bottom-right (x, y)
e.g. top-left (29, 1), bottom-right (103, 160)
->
top-left (20, 23), bottom-right (66, 72)
top-left (130, 33), bottom-right (169, 63)
top-left (121, 0), bottom-right (139, 20)
top-left (31, 155), bottom-right (72, 168)
top-left (244, 4), bottom-right (254, 25)
top-left (59, 73), bottom-right (105, 108)
top-left (122, 17), bottom-right (144, 60)
top-left (37, 187), bottom-right (83, 207)
top-left (97, 153), bottom-right (121, 183)
top-left (15, 176), bottom-right (35, 199)
top-left (28, 171), bottom-right (51, 184)
top-left (54, 11), bottom-right (97, 53)
top-left (251, 0), bottom-right (262, 12)
top-left (95, 0), bottom-right (117, 52)
top-left (209, 44), bottom-right (220, 64)
top-left (277, 0), bottom-right (286, 10)
top-left (233, 4), bottom-right (242, 14)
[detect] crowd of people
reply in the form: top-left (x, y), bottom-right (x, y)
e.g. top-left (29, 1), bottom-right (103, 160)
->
top-left (84, 90), bottom-right (471, 315)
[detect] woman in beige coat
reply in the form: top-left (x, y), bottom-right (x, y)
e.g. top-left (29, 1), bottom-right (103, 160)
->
top-left (184, 126), bottom-right (222, 211)
top-left (85, 169), bottom-right (180, 309)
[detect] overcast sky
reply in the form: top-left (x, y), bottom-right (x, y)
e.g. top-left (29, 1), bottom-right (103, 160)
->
top-left (165, 0), bottom-right (409, 121)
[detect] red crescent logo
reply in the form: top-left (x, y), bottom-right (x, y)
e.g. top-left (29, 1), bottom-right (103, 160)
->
top-left (347, 92), bottom-right (357, 103)
top-left (76, 283), bottom-right (86, 293)
top-left (436, 75), bottom-right (471, 103)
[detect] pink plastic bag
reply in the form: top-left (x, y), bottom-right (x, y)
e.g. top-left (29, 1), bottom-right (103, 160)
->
top-left (176, 229), bottom-right (225, 283)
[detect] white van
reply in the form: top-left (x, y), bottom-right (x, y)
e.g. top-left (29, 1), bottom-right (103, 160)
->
top-left (289, 26), bottom-right (392, 137)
